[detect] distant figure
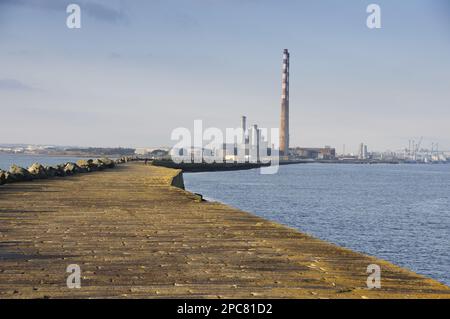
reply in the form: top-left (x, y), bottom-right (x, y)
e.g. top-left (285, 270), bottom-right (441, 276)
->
top-left (144, 159), bottom-right (148, 165)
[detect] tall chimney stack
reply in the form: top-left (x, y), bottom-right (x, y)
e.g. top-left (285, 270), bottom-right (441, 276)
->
top-left (241, 116), bottom-right (247, 142)
top-left (253, 124), bottom-right (260, 163)
top-left (241, 115), bottom-right (248, 162)
top-left (279, 49), bottom-right (290, 157)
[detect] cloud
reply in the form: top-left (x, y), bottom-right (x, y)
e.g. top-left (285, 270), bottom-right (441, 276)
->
top-left (108, 52), bottom-right (122, 59)
top-left (7, 49), bottom-right (35, 56)
top-left (0, 78), bottom-right (33, 91)
top-left (0, 0), bottom-right (128, 24)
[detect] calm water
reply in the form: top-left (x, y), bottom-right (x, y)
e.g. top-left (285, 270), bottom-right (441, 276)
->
top-left (0, 154), bottom-right (86, 170)
top-left (184, 164), bottom-right (450, 286)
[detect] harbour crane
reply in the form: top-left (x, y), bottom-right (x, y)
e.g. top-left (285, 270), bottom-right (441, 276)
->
top-left (413, 137), bottom-right (423, 160)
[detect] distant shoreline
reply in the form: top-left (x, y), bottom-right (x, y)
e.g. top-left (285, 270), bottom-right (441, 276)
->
top-left (0, 152), bottom-right (123, 158)
top-left (2, 153), bottom-right (448, 167)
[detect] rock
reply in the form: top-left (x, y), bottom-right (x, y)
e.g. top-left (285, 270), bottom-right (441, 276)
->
top-left (44, 166), bottom-right (57, 177)
top-left (27, 163), bottom-right (47, 179)
top-left (92, 159), bottom-right (106, 170)
top-left (76, 159), bottom-right (97, 172)
top-left (63, 162), bottom-right (83, 175)
top-left (98, 157), bottom-right (115, 168)
top-left (0, 170), bottom-right (6, 185)
top-left (4, 172), bottom-right (15, 183)
top-left (48, 164), bottom-right (65, 177)
top-left (115, 156), bottom-right (139, 164)
top-left (92, 158), bottom-right (115, 170)
top-left (8, 165), bottom-right (33, 181)
top-left (116, 156), bottom-right (131, 164)
top-left (54, 164), bottom-right (66, 176)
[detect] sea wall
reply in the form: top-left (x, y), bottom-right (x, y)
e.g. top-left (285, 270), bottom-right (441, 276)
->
top-left (1, 162), bottom-right (449, 298)
top-left (169, 169), bottom-right (185, 190)
top-left (151, 159), bottom-right (270, 172)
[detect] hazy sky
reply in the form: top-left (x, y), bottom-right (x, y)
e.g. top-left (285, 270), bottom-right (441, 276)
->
top-left (1, 0), bottom-right (449, 153)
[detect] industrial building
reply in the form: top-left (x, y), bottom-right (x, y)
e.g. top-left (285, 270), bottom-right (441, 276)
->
top-left (291, 147), bottom-right (336, 160)
top-left (170, 48), bottom-right (343, 163)
top-left (358, 143), bottom-right (369, 160)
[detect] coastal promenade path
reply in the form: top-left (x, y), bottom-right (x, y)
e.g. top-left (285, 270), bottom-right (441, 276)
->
top-left (0, 163), bottom-right (449, 298)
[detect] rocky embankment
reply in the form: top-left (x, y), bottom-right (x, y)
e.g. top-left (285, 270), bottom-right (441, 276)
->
top-left (0, 156), bottom-right (138, 185)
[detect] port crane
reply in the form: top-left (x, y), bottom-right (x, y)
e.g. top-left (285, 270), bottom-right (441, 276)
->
top-left (413, 137), bottom-right (423, 160)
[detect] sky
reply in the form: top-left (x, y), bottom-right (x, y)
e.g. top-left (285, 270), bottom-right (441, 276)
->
top-left (0, 0), bottom-right (449, 153)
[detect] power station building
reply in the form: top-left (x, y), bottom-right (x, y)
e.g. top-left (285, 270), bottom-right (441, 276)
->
top-left (204, 49), bottom-right (292, 163)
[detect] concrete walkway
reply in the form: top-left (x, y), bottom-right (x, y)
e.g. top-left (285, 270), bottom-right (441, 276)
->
top-left (0, 163), bottom-right (449, 298)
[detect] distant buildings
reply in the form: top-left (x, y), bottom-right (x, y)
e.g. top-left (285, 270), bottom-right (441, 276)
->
top-left (0, 144), bottom-right (136, 157)
top-left (135, 148), bottom-right (169, 158)
top-left (358, 143), bottom-right (368, 160)
top-left (291, 146), bottom-right (336, 160)
top-left (222, 120), bottom-right (266, 163)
